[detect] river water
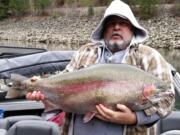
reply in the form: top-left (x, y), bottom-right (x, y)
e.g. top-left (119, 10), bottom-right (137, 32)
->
top-left (0, 40), bottom-right (179, 72)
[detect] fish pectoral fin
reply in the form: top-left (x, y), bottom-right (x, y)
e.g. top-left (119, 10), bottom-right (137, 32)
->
top-left (83, 112), bottom-right (96, 123)
top-left (43, 99), bottom-right (60, 112)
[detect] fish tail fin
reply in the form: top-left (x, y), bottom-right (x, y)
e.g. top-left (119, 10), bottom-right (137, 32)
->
top-left (10, 74), bottom-right (41, 92)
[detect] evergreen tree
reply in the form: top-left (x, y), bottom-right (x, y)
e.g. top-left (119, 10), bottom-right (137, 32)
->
top-left (0, 0), bottom-right (9, 19)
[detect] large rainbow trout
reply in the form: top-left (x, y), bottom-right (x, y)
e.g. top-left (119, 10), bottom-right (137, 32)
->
top-left (7, 64), bottom-right (169, 122)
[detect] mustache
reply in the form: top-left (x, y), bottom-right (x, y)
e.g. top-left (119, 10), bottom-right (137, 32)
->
top-left (111, 31), bottom-right (123, 38)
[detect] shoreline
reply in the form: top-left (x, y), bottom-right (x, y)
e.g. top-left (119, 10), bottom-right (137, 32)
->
top-left (0, 9), bottom-right (179, 50)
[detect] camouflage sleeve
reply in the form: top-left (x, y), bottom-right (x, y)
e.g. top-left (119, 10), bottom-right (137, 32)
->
top-left (138, 45), bottom-right (175, 118)
top-left (62, 44), bottom-right (89, 73)
top-left (135, 111), bottom-right (160, 126)
top-left (63, 43), bottom-right (99, 73)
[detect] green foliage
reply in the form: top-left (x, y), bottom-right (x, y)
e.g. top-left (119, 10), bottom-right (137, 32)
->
top-left (78, 0), bottom-right (94, 16)
top-left (64, 0), bottom-right (76, 6)
top-left (0, 0), bottom-right (9, 19)
top-left (106, 0), bottom-right (112, 5)
top-left (9, 0), bottom-right (29, 16)
top-left (0, 8), bottom-right (7, 20)
top-left (34, 0), bottom-right (51, 10)
top-left (87, 4), bottom-right (94, 16)
top-left (79, 0), bottom-right (93, 7)
top-left (33, 0), bottom-right (51, 15)
top-left (51, 10), bottom-right (60, 18)
top-left (136, 0), bottom-right (159, 19)
top-left (93, 0), bottom-right (111, 6)
top-left (7, 0), bottom-right (51, 16)
top-left (171, 0), bottom-right (180, 17)
top-left (54, 0), bottom-right (65, 7)
top-left (0, 0), bottom-right (178, 18)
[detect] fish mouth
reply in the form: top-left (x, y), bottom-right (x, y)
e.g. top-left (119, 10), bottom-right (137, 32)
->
top-left (0, 90), bottom-right (7, 99)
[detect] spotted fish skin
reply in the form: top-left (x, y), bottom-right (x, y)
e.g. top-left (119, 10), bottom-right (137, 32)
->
top-left (9, 64), bottom-right (169, 114)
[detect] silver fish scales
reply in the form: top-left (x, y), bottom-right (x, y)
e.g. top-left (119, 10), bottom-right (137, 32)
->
top-left (8, 64), bottom-right (169, 122)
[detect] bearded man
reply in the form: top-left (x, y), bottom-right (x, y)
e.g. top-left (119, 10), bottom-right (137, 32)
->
top-left (27, 0), bottom-right (175, 135)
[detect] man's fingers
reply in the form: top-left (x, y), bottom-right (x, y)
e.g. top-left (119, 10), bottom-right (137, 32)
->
top-left (26, 91), bottom-right (36, 100)
top-left (39, 93), bottom-right (45, 100)
top-left (116, 104), bottom-right (129, 112)
top-left (35, 91), bottom-right (44, 100)
top-left (26, 92), bottom-right (32, 99)
top-left (99, 104), bottom-right (114, 115)
top-left (26, 91), bottom-right (44, 101)
top-left (96, 104), bottom-right (114, 118)
top-left (31, 91), bottom-right (38, 99)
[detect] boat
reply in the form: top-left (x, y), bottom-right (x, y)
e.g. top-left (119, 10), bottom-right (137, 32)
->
top-left (0, 46), bottom-right (180, 135)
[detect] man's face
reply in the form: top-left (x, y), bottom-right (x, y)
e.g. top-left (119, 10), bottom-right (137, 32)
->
top-left (103, 16), bottom-right (133, 53)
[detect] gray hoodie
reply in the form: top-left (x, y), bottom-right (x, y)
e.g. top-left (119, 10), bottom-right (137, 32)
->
top-left (91, 0), bottom-right (148, 45)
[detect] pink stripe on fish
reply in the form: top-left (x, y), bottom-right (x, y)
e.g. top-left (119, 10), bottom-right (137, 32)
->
top-left (53, 80), bottom-right (131, 93)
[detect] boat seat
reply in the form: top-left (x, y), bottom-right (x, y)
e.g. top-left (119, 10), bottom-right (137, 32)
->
top-left (161, 130), bottom-right (180, 135)
top-left (7, 120), bottom-right (59, 135)
top-left (159, 111), bottom-right (180, 135)
top-left (0, 129), bottom-right (6, 135)
top-left (0, 115), bottom-right (42, 130)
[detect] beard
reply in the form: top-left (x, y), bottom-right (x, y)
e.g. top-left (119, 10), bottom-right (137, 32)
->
top-left (107, 39), bottom-right (131, 52)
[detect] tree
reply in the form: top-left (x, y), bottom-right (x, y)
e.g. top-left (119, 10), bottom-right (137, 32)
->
top-left (0, 0), bottom-right (9, 19)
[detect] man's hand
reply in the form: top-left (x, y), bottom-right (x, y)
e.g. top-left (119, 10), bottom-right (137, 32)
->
top-left (26, 91), bottom-right (56, 111)
top-left (26, 76), bottom-right (45, 101)
top-left (26, 91), bottom-right (45, 101)
top-left (95, 104), bottom-right (137, 125)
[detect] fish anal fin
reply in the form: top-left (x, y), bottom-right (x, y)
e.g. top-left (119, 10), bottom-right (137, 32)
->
top-left (83, 112), bottom-right (96, 123)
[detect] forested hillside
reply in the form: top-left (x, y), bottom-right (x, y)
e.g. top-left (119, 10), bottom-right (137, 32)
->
top-left (0, 0), bottom-right (179, 20)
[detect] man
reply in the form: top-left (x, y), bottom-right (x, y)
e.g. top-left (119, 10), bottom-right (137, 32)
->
top-left (27, 0), bottom-right (175, 134)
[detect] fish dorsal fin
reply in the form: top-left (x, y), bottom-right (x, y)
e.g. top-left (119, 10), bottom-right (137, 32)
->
top-left (83, 112), bottom-right (96, 123)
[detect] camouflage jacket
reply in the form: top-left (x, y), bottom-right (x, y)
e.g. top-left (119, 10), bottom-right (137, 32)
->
top-left (60, 43), bottom-right (175, 135)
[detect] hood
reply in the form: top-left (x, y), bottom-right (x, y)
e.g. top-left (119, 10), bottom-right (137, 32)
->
top-left (90, 0), bottom-right (148, 44)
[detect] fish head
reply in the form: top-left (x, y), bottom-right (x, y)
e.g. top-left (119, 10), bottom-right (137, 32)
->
top-left (10, 74), bottom-right (41, 89)
top-left (5, 74), bottom-right (41, 99)
top-left (0, 82), bottom-right (25, 99)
